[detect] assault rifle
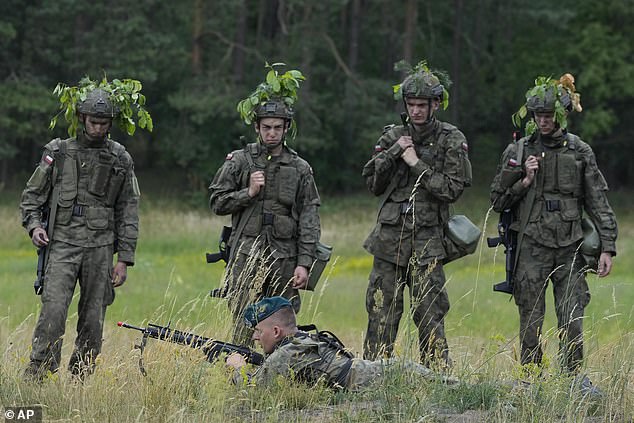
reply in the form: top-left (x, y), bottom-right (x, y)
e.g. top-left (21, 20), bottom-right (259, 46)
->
top-left (205, 225), bottom-right (232, 265)
top-left (117, 321), bottom-right (264, 376)
top-left (487, 209), bottom-right (516, 295)
top-left (33, 208), bottom-right (50, 295)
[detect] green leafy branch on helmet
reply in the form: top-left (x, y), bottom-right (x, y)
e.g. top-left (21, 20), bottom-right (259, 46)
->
top-left (392, 59), bottom-right (452, 110)
top-left (50, 76), bottom-right (153, 138)
top-left (237, 62), bottom-right (305, 138)
top-left (512, 75), bottom-right (573, 136)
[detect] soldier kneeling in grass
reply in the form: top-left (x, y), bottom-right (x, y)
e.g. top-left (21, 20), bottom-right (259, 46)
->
top-left (225, 296), bottom-right (457, 390)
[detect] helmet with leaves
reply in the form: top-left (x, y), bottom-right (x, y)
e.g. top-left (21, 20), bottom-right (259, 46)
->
top-left (237, 62), bottom-right (305, 139)
top-left (513, 73), bottom-right (582, 135)
top-left (255, 98), bottom-right (294, 121)
top-left (393, 59), bottom-right (452, 110)
top-left (76, 88), bottom-right (118, 118)
top-left (50, 76), bottom-right (153, 138)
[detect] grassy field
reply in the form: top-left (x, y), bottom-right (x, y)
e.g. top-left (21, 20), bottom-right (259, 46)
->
top-left (1, 185), bottom-right (632, 422)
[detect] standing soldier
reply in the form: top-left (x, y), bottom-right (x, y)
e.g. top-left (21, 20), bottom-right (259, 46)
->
top-left (209, 65), bottom-right (321, 345)
top-left (490, 74), bottom-right (617, 386)
top-left (20, 80), bottom-right (149, 380)
top-left (362, 60), bottom-right (472, 366)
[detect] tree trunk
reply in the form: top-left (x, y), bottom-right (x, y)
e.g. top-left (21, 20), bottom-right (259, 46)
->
top-left (403, 0), bottom-right (418, 66)
top-left (451, 0), bottom-right (463, 125)
top-left (233, 0), bottom-right (247, 83)
top-left (191, 0), bottom-right (204, 75)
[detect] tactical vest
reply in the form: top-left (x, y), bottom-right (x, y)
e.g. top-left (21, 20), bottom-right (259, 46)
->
top-left (521, 133), bottom-right (585, 247)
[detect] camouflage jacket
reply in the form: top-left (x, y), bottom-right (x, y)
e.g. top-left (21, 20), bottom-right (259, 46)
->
top-left (490, 132), bottom-right (617, 253)
top-left (20, 135), bottom-right (140, 264)
top-left (362, 119), bottom-right (470, 265)
top-left (209, 142), bottom-right (321, 268)
top-left (234, 331), bottom-right (440, 390)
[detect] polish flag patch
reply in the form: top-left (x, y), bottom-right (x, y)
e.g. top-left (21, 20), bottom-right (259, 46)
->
top-left (43, 155), bottom-right (54, 165)
top-left (225, 153), bottom-right (233, 160)
top-left (374, 145), bottom-right (383, 152)
top-left (508, 158), bottom-right (518, 167)
top-left (461, 142), bottom-right (469, 151)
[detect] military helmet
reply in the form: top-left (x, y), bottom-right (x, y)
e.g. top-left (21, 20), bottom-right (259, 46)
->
top-left (255, 98), bottom-right (293, 121)
top-left (526, 86), bottom-right (572, 113)
top-left (401, 71), bottom-right (444, 100)
top-left (77, 88), bottom-right (118, 118)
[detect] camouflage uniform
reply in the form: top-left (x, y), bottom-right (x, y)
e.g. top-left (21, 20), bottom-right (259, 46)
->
top-left (209, 142), bottom-right (321, 344)
top-left (20, 134), bottom-right (139, 375)
top-left (490, 130), bottom-right (617, 372)
top-left (362, 119), bottom-right (470, 364)
top-left (235, 331), bottom-right (441, 391)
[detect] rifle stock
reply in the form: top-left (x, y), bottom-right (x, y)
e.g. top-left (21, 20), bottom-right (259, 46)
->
top-left (117, 321), bottom-right (264, 366)
top-left (487, 209), bottom-right (516, 295)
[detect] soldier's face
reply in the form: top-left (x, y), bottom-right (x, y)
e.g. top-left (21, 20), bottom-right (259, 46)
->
top-left (534, 112), bottom-right (556, 135)
top-left (405, 98), bottom-right (439, 126)
top-left (256, 118), bottom-right (287, 147)
top-left (252, 320), bottom-right (279, 354)
top-left (84, 115), bottom-right (112, 140)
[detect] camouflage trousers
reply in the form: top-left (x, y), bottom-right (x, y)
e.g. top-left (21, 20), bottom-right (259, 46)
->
top-left (363, 256), bottom-right (450, 366)
top-left (29, 241), bottom-right (115, 376)
top-left (513, 236), bottom-right (590, 373)
top-left (226, 250), bottom-right (300, 346)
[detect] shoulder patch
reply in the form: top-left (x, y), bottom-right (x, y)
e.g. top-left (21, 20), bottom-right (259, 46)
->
top-left (225, 153), bottom-right (234, 160)
top-left (461, 142), bottom-right (468, 152)
top-left (374, 144), bottom-right (383, 153)
top-left (42, 154), bottom-right (54, 165)
top-left (507, 158), bottom-right (519, 167)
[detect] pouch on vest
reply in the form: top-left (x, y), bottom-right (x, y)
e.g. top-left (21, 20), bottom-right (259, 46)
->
top-left (442, 214), bottom-right (481, 264)
top-left (305, 242), bottom-right (333, 291)
top-left (580, 217), bottom-right (601, 268)
top-left (89, 152), bottom-right (115, 196)
top-left (106, 168), bottom-right (126, 205)
top-left (272, 215), bottom-right (296, 239)
top-left (278, 166), bottom-right (298, 206)
top-left (86, 207), bottom-right (113, 230)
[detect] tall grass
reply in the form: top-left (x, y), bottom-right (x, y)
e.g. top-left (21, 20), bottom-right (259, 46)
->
top-left (1, 187), bottom-right (632, 421)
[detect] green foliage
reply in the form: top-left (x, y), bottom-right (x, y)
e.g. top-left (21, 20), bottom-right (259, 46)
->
top-left (49, 76), bottom-right (153, 138)
top-left (392, 59), bottom-right (452, 110)
top-left (512, 76), bottom-right (570, 135)
top-left (236, 62), bottom-right (305, 138)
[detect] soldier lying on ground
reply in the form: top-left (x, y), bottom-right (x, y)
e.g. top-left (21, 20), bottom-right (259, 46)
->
top-left (225, 296), bottom-right (457, 390)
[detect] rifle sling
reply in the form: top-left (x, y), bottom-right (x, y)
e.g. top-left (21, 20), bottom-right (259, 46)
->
top-left (42, 140), bottom-right (67, 277)
top-left (228, 145), bottom-right (260, 263)
top-left (511, 138), bottom-right (529, 273)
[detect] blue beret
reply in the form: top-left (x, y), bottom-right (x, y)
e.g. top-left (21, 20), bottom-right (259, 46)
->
top-left (243, 296), bottom-right (292, 328)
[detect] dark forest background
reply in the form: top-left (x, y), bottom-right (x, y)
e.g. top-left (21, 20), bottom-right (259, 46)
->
top-left (1, 0), bottom-right (632, 195)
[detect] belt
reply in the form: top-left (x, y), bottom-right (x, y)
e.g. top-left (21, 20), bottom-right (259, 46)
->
top-left (399, 202), bottom-right (412, 214)
top-left (262, 212), bottom-right (274, 225)
top-left (72, 204), bottom-right (86, 216)
top-left (544, 199), bottom-right (560, 212)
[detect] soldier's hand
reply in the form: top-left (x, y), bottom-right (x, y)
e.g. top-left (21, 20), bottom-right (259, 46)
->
top-left (521, 155), bottom-right (540, 187)
top-left (597, 252), bottom-right (613, 277)
top-left (248, 170), bottom-right (265, 198)
top-left (292, 265), bottom-right (309, 289)
top-left (396, 136), bottom-right (414, 150)
top-left (226, 353), bottom-right (247, 369)
top-left (31, 227), bottom-right (49, 247)
top-left (401, 146), bottom-right (419, 167)
top-left (112, 261), bottom-right (128, 287)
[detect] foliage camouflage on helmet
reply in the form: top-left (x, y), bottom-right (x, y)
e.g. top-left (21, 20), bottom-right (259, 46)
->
top-left (513, 73), bottom-right (582, 135)
top-left (237, 62), bottom-right (305, 139)
top-left (50, 76), bottom-right (153, 138)
top-left (392, 60), bottom-right (452, 110)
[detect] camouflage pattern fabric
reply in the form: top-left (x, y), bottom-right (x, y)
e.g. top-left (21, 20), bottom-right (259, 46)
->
top-left (361, 118), bottom-right (469, 364)
top-left (20, 134), bottom-right (139, 377)
top-left (235, 331), bottom-right (444, 390)
top-left (209, 142), bottom-right (320, 345)
top-left (490, 130), bottom-right (617, 373)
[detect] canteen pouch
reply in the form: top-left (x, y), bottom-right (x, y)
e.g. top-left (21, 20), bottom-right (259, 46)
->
top-left (305, 242), bottom-right (333, 291)
top-left (442, 214), bottom-right (481, 264)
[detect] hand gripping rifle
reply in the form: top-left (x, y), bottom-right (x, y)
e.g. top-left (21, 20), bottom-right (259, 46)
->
top-left (117, 321), bottom-right (264, 376)
top-left (486, 209), bottom-right (516, 295)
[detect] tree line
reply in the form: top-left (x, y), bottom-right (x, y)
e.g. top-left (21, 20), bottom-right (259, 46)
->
top-left (1, 0), bottom-right (632, 193)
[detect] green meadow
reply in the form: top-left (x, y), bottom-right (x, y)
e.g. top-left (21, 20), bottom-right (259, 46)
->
top-left (1, 185), bottom-right (632, 421)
